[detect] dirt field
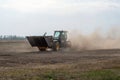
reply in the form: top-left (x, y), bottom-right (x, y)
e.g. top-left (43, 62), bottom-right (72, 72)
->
top-left (0, 40), bottom-right (120, 80)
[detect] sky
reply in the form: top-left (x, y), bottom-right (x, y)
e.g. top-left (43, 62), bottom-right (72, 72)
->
top-left (0, 0), bottom-right (120, 36)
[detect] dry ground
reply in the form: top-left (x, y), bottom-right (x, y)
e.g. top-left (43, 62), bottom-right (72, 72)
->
top-left (0, 40), bottom-right (120, 80)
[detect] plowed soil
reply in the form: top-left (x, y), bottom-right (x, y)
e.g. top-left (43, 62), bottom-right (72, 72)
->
top-left (0, 40), bottom-right (120, 69)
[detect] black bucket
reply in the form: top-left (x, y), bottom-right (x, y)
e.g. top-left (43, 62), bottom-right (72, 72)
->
top-left (26, 36), bottom-right (53, 48)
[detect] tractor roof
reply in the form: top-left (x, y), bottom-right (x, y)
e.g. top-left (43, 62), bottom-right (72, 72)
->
top-left (54, 30), bottom-right (68, 32)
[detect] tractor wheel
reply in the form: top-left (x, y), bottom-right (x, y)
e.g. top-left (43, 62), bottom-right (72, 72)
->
top-left (53, 42), bottom-right (60, 51)
top-left (38, 47), bottom-right (46, 51)
top-left (40, 49), bottom-right (46, 51)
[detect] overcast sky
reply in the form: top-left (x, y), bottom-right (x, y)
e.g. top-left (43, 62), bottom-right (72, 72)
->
top-left (0, 0), bottom-right (120, 36)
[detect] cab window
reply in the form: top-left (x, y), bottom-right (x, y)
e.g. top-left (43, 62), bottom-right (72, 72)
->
top-left (61, 32), bottom-right (67, 40)
top-left (54, 31), bottom-right (60, 39)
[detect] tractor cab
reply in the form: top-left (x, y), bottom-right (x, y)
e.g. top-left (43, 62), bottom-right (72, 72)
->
top-left (54, 31), bottom-right (67, 40)
top-left (53, 31), bottom-right (68, 48)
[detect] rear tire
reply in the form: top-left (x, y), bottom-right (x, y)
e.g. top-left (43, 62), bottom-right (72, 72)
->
top-left (53, 42), bottom-right (60, 51)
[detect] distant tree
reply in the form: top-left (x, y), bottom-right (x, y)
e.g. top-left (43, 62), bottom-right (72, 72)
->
top-left (0, 35), bottom-right (25, 40)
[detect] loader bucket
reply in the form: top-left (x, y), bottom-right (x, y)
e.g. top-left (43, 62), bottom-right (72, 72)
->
top-left (26, 36), bottom-right (53, 48)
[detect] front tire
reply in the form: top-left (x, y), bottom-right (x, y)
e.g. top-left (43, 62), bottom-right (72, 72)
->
top-left (53, 42), bottom-right (60, 51)
top-left (40, 49), bottom-right (46, 51)
top-left (38, 47), bottom-right (46, 51)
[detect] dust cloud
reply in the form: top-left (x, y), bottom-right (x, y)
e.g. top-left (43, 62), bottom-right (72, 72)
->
top-left (69, 27), bottom-right (120, 50)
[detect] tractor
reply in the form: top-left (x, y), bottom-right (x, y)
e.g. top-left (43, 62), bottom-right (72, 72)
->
top-left (26, 30), bottom-right (71, 51)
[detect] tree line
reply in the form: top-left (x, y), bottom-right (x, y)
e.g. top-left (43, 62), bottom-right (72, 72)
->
top-left (0, 35), bottom-right (25, 40)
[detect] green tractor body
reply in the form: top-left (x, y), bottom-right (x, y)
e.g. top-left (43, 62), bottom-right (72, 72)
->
top-left (26, 31), bottom-right (71, 51)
